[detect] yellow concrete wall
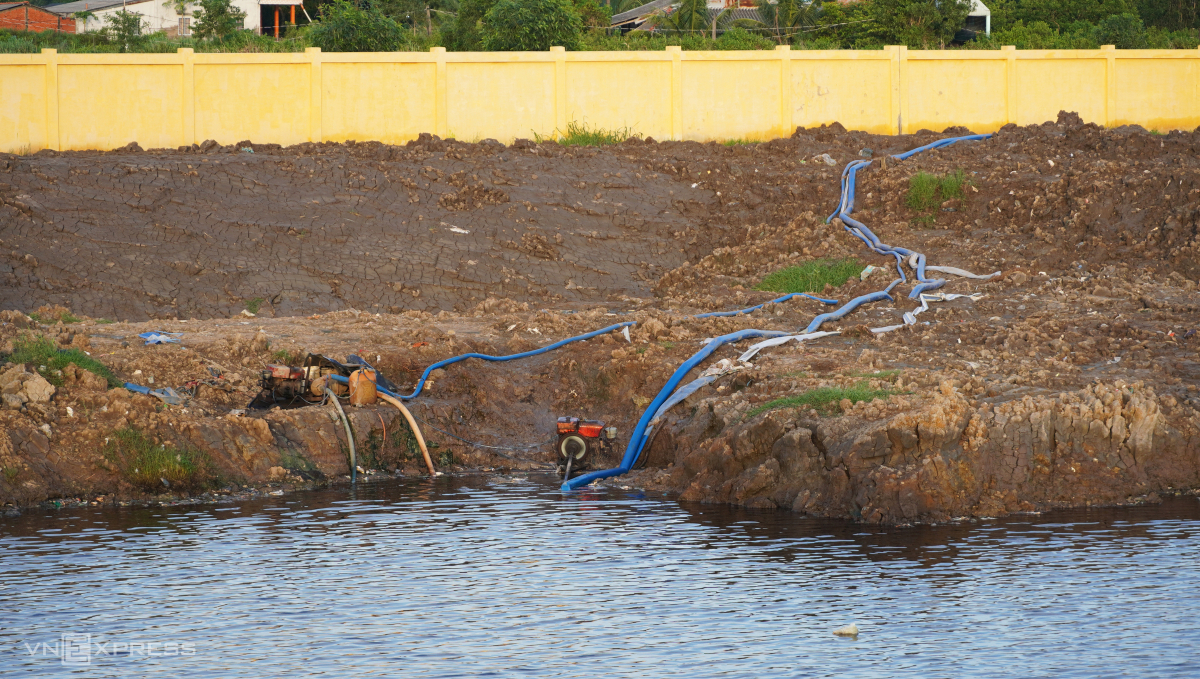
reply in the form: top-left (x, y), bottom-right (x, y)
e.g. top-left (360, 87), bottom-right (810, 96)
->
top-left (2, 44), bottom-right (1199, 153)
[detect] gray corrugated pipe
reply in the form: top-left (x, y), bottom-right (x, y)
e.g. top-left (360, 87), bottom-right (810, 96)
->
top-left (326, 387), bottom-right (356, 484)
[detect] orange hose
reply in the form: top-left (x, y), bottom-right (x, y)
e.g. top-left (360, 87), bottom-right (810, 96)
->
top-left (378, 393), bottom-right (436, 476)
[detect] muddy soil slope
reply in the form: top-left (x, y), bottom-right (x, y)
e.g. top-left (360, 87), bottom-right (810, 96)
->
top-left (2, 113), bottom-right (1199, 520)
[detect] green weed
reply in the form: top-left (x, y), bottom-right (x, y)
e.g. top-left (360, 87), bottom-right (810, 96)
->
top-left (437, 451), bottom-right (455, 467)
top-left (96, 318), bottom-right (115, 324)
top-left (102, 427), bottom-right (216, 492)
top-left (244, 297), bottom-right (264, 315)
top-left (270, 349), bottom-right (300, 364)
top-left (745, 381), bottom-right (894, 419)
top-left (575, 364), bottom-right (612, 402)
top-left (722, 139), bottom-right (757, 146)
top-left (389, 423), bottom-right (420, 462)
top-left (2, 466), bottom-right (19, 484)
top-left (279, 449), bottom-right (319, 477)
top-left (906, 169), bottom-right (971, 213)
top-left (939, 169), bottom-right (969, 200)
top-left (659, 341), bottom-right (676, 350)
top-left (536, 120), bottom-right (638, 147)
top-left (756, 258), bottom-right (863, 294)
top-left (905, 172), bottom-right (941, 211)
top-left (844, 369), bottom-right (901, 380)
top-left (28, 310), bottom-right (81, 325)
top-left (4, 335), bottom-right (120, 388)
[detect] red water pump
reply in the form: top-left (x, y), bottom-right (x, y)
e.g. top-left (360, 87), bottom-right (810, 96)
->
top-left (556, 416), bottom-right (618, 481)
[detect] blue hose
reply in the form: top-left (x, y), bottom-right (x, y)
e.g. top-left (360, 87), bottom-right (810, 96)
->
top-left (802, 289), bottom-right (894, 333)
top-left (829, 136), bottom-right (991, 298)
top-left (395, 321), bottom-right (636, 400)
top-left (561, 329), bottom-right (789, 490)
top-left (562, 134), bottom-right (993, 491)
top-left (319, 135), bottom-right (991, 491)
top-left (693, 292), bottom-right (837, 319)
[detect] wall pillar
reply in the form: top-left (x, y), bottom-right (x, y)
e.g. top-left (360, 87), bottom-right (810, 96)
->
top-left (432, 46), bottom-right (447, 138)
top-left (1003, 45), bottom-right (1017, 126)
top-left (42, 48), bottom-right (58, 151)
top-left (896, 45), bottom-right (909, 135)
top-left (307, 47), bottom-right (322, 143)
top-left (777, 45), bottom-right (791, 137)
top-left (552, 45), bottom-right (566, 138)
top-left (180, 48), bottom-right (194, 147)
top-left (1102, 44), bottom-right (1116, 127)
top-left (668, 46), bottom-right (682, 141)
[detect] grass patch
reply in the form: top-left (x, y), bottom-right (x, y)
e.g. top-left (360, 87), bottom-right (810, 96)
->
top-left (575, 364), bottom-right (612, 402)
top-left (939, 169), bottom-right (969, 200)
top-left (722, 139), bottom-right (757, 146)
top-left (535, 120), bottom-right (637, 147)
top-left (4, 335), bottom-right (120, 388)
top-left (279, 449), bottom-right (319, 477)
top-left (909, 214), bottom-right (936, 229)
top-left (755, 258), bottom-right (863, 294)
top-left (389, 423), bottom-right (421, 463)
top-left (270, 349), bottom-right (302, 364)
top-left (244, 297), bottom-right (264, 315)
top-left (29, 310), bottom-right (82, 325)
top-left (906, 169), bottom-right (971, 213)
top-left (102, 427), bottom-right (216, 492)
top-left (96, 318), bottom-right (115, 324)
top-left (2, 466), bottom-right (19, 484)
top-left (905, 172), bottom-right (941, 211)
top-left (844, 369), bottom-right (901, 380)
top-left (746, 381), bottom-right (894, 419)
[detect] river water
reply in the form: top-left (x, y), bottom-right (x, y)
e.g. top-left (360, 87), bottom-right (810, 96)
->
top-left (2, 474), bottom-right (1198, 678)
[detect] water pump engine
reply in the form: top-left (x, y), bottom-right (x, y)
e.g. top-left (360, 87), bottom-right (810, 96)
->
top-left (556, 416), bottom-right (618, 481)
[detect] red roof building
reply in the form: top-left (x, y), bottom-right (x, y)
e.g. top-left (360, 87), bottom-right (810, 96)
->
top-left (0, 2), bottom-right (76, 33)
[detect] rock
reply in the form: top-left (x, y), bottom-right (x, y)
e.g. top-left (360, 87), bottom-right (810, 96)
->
top-left (833, 623), bottom-right (859, 637)
top-left (21, 373), bottom-right (55, 403)
top-left (642, 317), bottom-right (669, 340)
top-left (63, 364), bottom-right (108, 391)
top-left (251, 331), bottom-right (270, 353)
top-left (0, 364), bottom-right (26, 390)
top-left (1011, 271), bottom-right (1028, 286)
top-left (2, 392), bottom-right (26, 409)
top-left (0, 310), bottom-right (32, 328)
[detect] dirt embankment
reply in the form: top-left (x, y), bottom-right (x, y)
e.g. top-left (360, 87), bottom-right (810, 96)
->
top-left (2, 113), bottom-right (1199, 520)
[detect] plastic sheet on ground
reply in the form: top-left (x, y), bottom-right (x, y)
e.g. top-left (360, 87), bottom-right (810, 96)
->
top-left (870, 292), bottom-right (985, 334)
top-left (138, 331), bottom-right (183, 345)
top-left (737, 330), bottom-right (842, 362)
top-left (649, 360), bottom-right (746, 425)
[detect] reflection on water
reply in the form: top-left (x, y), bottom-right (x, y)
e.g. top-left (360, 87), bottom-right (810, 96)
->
top-left (2, 475), bottom-right (1198, 678)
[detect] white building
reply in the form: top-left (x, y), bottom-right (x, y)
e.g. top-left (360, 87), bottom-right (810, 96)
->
top-left (46, 0), bottom-right (301, 37)
top-left (967, 0), bottom-right (991, 35)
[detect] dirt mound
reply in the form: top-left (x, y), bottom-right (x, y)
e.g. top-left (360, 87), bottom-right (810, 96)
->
top-left (3, 115), bottom-right (1200, 519)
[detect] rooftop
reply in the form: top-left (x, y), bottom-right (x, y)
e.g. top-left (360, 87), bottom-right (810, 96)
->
top-left (45, 0), bottom-right (153, 15)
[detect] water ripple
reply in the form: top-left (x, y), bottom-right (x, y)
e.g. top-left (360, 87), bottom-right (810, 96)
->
top-left (1, 476), bottom-right (1198, 678)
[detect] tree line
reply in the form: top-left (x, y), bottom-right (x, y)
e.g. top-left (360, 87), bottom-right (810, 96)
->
top-left (3, 0), bottom-right (1197, 52)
